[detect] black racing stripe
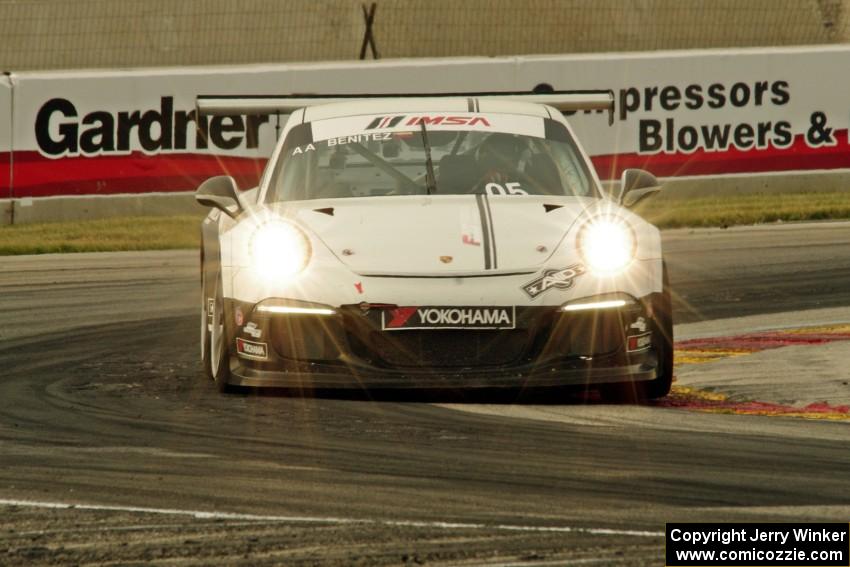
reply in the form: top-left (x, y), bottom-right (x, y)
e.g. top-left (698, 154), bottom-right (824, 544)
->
top-left (475, 193), bottom-right (492, 270)
top-left (474, 98), bottom-right (480, 112)
top-left (467, 98), bottom-right (475, 112)
top-left (482, 193), bottom-right (497, 269)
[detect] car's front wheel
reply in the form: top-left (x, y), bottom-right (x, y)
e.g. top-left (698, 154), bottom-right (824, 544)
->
top-left (643, 261), bottom-right (674, 399)
top-left (601, 261), bottom-right (673, 403)
top-left (201, 269), bottom-right (234, 392)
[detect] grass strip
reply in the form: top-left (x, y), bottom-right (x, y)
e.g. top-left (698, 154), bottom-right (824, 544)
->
top-left (634, 191), bottom-right (850, 229)
top-left (0, 215), bottom-right (203, 255)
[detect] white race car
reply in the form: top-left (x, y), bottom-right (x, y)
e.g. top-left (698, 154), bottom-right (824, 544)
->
top-left (196, 92), bottom-right (672, 400)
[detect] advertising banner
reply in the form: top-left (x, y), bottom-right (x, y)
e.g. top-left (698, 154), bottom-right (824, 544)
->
top-left (0, 74), bottom-right (11, 200)
top-left (8, 45), bottom-right (850, 198)
top-left (519, 46), bottom-right (850, 181)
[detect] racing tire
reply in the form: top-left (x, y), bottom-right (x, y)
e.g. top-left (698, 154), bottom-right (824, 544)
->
top-left (601, 261), bottom-right (674, 403)
top-left (200, 265), bottom-right (210, 364)
top-left (642, 261), bottom-right (674, 399)
top-left (202, 269), bottom-right (234, 393)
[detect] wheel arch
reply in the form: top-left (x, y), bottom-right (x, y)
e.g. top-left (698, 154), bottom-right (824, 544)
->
top-left (200, 214), bottom-right (223, 284)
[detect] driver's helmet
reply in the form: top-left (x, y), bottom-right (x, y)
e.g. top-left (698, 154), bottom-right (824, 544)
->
top-left (474, 133), bottom-right (529, 183)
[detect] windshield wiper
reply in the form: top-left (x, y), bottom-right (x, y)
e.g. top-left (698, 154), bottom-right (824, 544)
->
top-left (419, 121), bottom-right (438, 195)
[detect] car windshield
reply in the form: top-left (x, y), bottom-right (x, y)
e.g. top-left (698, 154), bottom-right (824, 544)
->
top-left (266, 114), bottom-right (598, 202)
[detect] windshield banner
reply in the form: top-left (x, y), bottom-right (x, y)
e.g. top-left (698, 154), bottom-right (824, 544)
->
top-left (310, 113), bottom-right (543, 142)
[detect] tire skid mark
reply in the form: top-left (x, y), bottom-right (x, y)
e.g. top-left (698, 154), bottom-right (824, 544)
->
top-left (664, 324), bottom-right (850, 420)
top-left (0, 498), bottom-right (664, 538)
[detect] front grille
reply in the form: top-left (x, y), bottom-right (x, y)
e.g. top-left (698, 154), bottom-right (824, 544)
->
top-left (337, 304), bottom-right (636, 370)
top-left (365, 330), bottom-right (529, 368)
top-left (545, 309), bottom-right (624, 358)
top-left (269, 316), bottom-right (343, 361)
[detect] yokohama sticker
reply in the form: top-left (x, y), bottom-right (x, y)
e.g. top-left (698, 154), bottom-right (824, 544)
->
top-left (522, 264), bottom-right (585, 299)
top-left (236, 337), bottom-right (268, 360)
top-left (382, 306), bottom-right (515, 330)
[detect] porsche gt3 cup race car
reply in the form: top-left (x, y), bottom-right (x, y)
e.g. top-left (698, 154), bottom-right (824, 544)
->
top-left (195, 91), bottom-right (673, 400)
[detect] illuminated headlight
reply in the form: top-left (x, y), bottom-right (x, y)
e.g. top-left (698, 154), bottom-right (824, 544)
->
top-left (577, 216), bottom-right (636, 274)
top-left (250, 220), bottom-right (311, 281)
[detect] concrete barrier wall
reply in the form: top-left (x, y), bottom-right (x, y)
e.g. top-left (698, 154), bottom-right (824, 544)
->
top-left (7, 170), bottom-right (850, 227)
top-left (3, 47), bottom-right (850, 224)
top-left (0, 193), bottom-right (199, 226)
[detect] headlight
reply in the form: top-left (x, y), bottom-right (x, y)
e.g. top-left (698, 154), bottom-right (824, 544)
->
top-left (250, 220), bottom-right (311, 281)
top-left (577, 216), bottom-right (636, 274)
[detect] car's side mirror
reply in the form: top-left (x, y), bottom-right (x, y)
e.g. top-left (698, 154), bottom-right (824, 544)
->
top-left (195, 175), bottom-right (245, 219)
top-left (618, 168), bottom-right (661, 208)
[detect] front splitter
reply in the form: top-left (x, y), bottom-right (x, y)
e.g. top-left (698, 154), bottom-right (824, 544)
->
top-left (227, 359), bottom-right (658, 390)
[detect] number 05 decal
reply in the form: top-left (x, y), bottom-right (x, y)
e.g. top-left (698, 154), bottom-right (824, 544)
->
top-left (485, 182), bottom-right (528, 196)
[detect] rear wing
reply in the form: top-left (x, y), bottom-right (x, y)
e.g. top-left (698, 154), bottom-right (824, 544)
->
top-left (195, 90), bottom-right (615, 124)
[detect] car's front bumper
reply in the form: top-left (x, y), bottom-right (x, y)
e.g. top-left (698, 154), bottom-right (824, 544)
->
top-left (222, 296), bottom-right (661, 390)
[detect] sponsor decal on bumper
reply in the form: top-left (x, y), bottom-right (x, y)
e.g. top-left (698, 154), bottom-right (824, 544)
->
top-left (627, 332), bottom-right (652, 352)
top-left (381, 306), bottom-right (516, 331)
top-left (629, 316), bottom-right (647, 333)
top-left (236, 337), bottom-right (269, 360)
top-left (243, 321), bottom-right (262, 339)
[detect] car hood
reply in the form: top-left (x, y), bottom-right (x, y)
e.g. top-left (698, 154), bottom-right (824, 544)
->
top-left (275, 195), bottom-right (596, 277)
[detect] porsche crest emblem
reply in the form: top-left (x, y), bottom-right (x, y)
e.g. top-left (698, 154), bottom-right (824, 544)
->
top-left (440, 256), bottom-right (453, 264)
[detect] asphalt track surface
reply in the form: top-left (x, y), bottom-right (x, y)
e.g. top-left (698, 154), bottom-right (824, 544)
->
top-left (1, 221), bottom-right (849, 565)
